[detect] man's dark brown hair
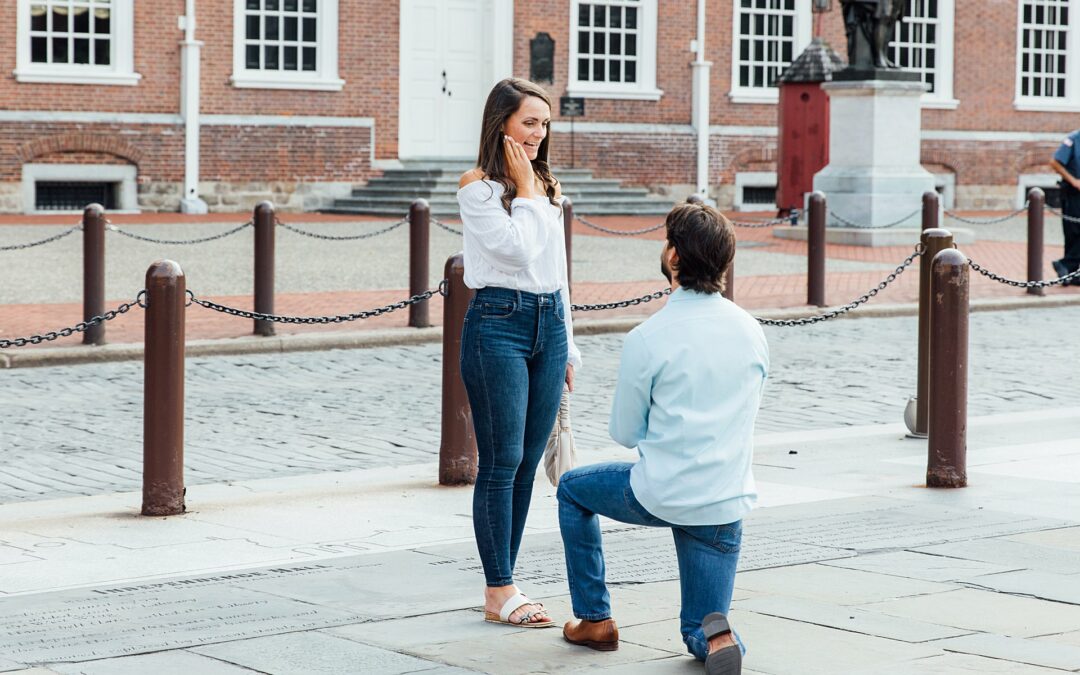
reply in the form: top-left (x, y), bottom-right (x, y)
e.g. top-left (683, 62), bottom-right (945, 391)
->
top-left (664, 203), bottom-right (736, 294)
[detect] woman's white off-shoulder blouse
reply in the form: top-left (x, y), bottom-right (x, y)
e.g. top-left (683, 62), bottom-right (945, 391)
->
top-left (456, 179), bottom-right (582, 370)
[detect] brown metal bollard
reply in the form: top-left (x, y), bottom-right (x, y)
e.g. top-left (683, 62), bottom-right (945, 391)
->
top-left (439, 253), bottom-right (478, 485)
top-left (913, 228), bottom-right (955, 438)
top-left (686, 194), bottom-right (704, 205)
top-left (927, 247), bottom-right (969, 488)
top-left (807, 192), bottom-right (826, 307)
top-left (562, 197), bottom-right (573, 299)
top-left (921, 190), bottom-right (939, 231)
top-left (83, 204), bottom-right (106, 345)
top-left (253, 201), bottom-right (276, 336)
top-left (409, 199), bottom-right (432, 327)
top-left (143, 260), bottom-right (186, 516)
top-left (1027, 188), bottom-right (1045, 297)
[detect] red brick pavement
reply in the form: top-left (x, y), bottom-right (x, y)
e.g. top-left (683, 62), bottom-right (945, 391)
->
top-left (2, 212), bottom-right (1076, 351)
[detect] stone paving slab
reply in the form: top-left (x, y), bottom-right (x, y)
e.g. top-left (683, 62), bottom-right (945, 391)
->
top-left (47, 651), bottom-right (255, 675)
top-left (874, 652), bottom-right (1067, 674)
top-left (732, 595), bottom-right (974, 643)
top-left (863, 588), bottom-right (1080, 638)
top-left (191, 631), bottom-right (466, 674)
top-left (819, 550), bottom-right (1021, 583)
top-left (930, 632), bottom-right (1080, 671)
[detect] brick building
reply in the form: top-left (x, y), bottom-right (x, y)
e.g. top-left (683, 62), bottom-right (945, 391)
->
top-left (1, 0), bottom-right (1077, 213)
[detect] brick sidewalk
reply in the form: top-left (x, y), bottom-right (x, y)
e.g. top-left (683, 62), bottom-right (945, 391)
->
top-left (2, 212), bottom-right (1076, 350)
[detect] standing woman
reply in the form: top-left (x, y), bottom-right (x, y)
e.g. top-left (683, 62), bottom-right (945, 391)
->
top-left (457, 77), bottom-right (581, 628)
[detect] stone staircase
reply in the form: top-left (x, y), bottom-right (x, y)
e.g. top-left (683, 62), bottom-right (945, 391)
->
top-left (325, 161), bottom-right (675, 217)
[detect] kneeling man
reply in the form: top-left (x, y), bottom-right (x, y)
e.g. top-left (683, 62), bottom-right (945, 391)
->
top-left (557, 202), bottom-right (768, 675)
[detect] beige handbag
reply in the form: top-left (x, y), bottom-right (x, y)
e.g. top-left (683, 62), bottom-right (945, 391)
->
top-left (543, 387), bottom-right (577, 486)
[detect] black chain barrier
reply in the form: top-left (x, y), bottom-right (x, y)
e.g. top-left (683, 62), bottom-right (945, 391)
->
top-left (576, 215), bottom-right (667, 235)
top-left (187, 289), bottom-right (438, 324)
top-left (108, 221), bottom-right (253, 245)
top-left (727, 213), bottom-right (798, 229)
top-left (571, 288), bottom-right (672, 312)
top-left (0, 293), bottom-right (145, 349)
top-left (968, 259), bottom-right (1080, 289)
top-left (277, 217), bottom-right (408, 241)
top-left (0, 224), bottom-right (81, 251)
top-left (829, 207), bottom-right (922, 229)
top-left (755, 245), bottom-right (924, 326)
top-left (943, 205), bottom-right (1028, 225)
top-left (431, 217), bottom-right (463, 236)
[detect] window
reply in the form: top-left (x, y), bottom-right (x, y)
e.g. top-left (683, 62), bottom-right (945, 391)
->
top-left (1016, 0), bottom-right (1080, 110)
top-left (568, 0), bottom-right (662, 100)
top-left (891, 0), bottom-right (957, 107)
top-left (231, 0), bottom-right (343, 91)
top-left (14, 0), bottom-right (140, 85)
top-left (730, 0), bottom-right (811, 103)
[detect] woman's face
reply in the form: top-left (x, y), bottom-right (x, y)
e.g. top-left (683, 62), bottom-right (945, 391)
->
top-left (502, 95), bottom-right (550, 161)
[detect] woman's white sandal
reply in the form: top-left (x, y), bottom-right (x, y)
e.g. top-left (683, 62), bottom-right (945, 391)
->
top-left (484, 592), bottom-right (554, 628)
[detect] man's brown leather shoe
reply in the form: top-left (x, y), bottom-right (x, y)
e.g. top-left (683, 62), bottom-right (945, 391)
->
top-left (563, 618), bottom-right (619, 651)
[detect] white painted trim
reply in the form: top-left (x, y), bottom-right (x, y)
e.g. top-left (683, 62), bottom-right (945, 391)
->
top-left (709, 125), bottom-right (778, 137)
top-left (230, 0), bottom-right (344, 91)
top-left (0, 111), bottom-right (182, 124)
top-left (492, 0), bottom-right (514, 81)
top-left (734, 171), bottom-right (777, 212)
top-left (922, 98), bottom-right (960, 110)
top-left (14, 0), bottom-right (141, 86)
top-left (200, 115), bottom-right (375, 127)
top-left (567, 0), bottom-right (662, 100)
top-left (930, 0), bottom-right (955, 105)
top-left (921, 129), bottom-right (1068, 142)
top-left (1013, 102), bottom-right (1080, 113)
top-left (728, 0), bottom-right (811, 101)
top-left (21, 163), bottom-right (138, 214)
top-left (1018, 173), bottom-right (1062, 208)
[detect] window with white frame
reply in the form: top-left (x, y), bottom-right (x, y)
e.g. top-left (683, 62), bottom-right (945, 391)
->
top-left (891, 0), bottom-right (956, 107)
top-left (14, 0), bottom-right (139, 85)
top-left (730, 0), bottom-right (810, 103)
top-left (231, 0), bottom-right (343, 90)
top-left (568, 0), bottom-right (662, 100)
top-left (1016, 0), bottom-right (1080, 110)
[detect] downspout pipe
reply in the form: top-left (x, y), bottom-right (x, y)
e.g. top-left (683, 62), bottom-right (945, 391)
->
top-left (691, 0), bottom-right (713, 203)
top-left (179, 0), bottom-right (208, 213)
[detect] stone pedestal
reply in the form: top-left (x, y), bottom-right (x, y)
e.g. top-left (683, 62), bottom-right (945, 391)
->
top-left (812, 79), bottom-right (934, 235)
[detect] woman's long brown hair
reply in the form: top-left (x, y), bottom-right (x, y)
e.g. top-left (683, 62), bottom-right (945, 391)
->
top-left (475, 77), bottom-right (559, 214)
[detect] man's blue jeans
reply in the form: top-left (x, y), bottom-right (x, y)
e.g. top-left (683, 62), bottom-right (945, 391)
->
top-left (557, 462), bottom-right (743, 661)
top-left (461, 287), bottom-right (567, 587)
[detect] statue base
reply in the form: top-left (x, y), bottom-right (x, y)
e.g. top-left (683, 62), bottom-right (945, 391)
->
top-left (813, 79), bottom-right (934, 234)
top-left (832, 67), bottom-right (921, 82)
top-left (772, 225), bottom-right (975, 248)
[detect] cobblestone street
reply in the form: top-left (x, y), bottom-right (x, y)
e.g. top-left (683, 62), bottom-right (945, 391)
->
top-left (2, 304), bottom-right (1074, 503)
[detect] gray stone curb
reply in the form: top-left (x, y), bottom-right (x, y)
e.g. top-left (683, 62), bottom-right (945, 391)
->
top-left (4, 293), bottom-right (1080, 369)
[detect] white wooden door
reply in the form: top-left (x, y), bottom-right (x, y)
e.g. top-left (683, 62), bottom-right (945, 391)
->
top-left (399, 0), bottom-right (487, 159)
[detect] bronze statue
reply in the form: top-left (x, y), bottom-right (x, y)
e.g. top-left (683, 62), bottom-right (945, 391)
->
top-left (840, 0), bottom-right (906, 70)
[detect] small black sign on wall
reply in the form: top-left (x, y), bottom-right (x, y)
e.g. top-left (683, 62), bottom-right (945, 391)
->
top-left (560, 96), bottom-right (585, 117)
top-left (530, 32), bottom-right (555, 83)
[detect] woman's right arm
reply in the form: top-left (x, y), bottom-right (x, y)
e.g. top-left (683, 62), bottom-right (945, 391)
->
top-left (458, 177), bottom-right (552, 273)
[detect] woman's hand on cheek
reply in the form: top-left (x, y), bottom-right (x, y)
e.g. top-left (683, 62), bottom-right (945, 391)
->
top-left (504, 135), bottom-right (537, 199)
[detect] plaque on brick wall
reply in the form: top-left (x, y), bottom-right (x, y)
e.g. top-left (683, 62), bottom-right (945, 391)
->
top-left (530, 33), bottom-right (555, 84)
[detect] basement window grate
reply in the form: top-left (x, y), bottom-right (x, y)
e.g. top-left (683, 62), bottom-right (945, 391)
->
top-left (35, 182), bottom-right (117, 211)
top-left (742, 185), bottom-right (777, 206)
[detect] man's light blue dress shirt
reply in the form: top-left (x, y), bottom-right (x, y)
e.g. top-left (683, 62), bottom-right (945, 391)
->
top-left (610, 287), bottom-right (769, 526)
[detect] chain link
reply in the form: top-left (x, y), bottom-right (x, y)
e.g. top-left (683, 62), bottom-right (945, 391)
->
top-left (277, 217), bottom-right (408, 241)
top-left (576, 215), bottom-right (667, 236)
top-left (829, 207), bottom-right (922, 229)
top-left (431, 217), bottom-right (463, 236)
top-left (108, 220), bottom-right (253, 244)
top-left (0, 223), bottom-right (81, 251)
top-left (968, 259), bottom-right (1080, 288)
top-left (571, 287), bottom-right (672, 312)
top-left (0, 292), bottom-right (144, 348)
top-left (944, 205), bottom-right (1028, 225)
top-left (187, 289), bottom-right (437, 324)
top-left (727, 214), bottom-right (797, 228)
top-left (756, 245), bottom-right (924, 327)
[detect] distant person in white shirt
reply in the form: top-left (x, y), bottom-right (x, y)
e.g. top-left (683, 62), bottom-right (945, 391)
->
top-left (456, 78), bottom-right (581, 629)
top-left (558, 202), bottom-right (768, 675)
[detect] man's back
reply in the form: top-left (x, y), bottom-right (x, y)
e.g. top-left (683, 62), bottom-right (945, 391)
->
top-left (609, 287), bottom-right (769, 527)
